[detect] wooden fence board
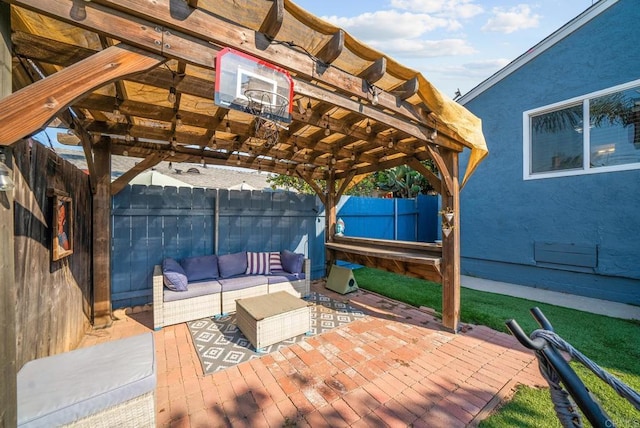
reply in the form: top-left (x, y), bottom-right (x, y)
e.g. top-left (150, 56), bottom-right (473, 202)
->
top-left (14, 141), bottom-right (91, 367)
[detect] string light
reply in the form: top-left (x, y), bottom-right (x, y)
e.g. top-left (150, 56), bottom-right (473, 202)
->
top-left (167, 86), bottom-right (177, 103)
top-left (324, 115), bottom-right (331, 136)
top-left (306, 99), bottom-right (312, 117)
top-left (368, 82), bottom-right (379, 106)
top-left (113, 97), bottom-right (121, 118)
top-left (350, 152), bottom-right (356, 161)
top-left (365, 119), bottom-right (372, 134)
top-left (225, 113), bottom-right (231, 133)
top-left (175, 113), bottom-right (182, 127)
top-left (296, 99), bottom-right (305, 115)
top-left (388, 138), bottom-right (394, 148)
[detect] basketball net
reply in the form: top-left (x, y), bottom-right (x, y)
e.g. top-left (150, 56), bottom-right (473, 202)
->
top-left (245, 89), bottom-right (288, 148)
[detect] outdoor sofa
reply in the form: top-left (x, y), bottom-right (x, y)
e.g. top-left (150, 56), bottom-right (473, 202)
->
top-left (17, 333), bottom-right (156, 427)
top-left (153, 250), bottom-right (310, 330)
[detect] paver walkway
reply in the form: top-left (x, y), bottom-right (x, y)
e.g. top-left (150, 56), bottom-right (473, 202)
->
top-left (79, 282), bottom-right (545, 427)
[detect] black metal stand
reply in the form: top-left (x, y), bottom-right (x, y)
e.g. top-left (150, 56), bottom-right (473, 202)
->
top-left (506, 307), bottom-right (613, 428)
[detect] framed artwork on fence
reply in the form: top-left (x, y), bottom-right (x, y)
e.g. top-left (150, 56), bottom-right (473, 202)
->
top-left (53, 195), bottom-right (73, 261)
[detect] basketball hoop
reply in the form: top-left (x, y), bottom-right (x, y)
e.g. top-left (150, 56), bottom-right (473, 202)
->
top-left (244, 89), bottom-right (289, 148)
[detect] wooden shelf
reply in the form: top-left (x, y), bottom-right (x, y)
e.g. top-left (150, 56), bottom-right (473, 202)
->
top-left (326, 236), bottom-right (442, 283)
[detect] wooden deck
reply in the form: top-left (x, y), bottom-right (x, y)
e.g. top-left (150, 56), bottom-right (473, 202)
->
top-left (325, 236), bottom-right (443, 283)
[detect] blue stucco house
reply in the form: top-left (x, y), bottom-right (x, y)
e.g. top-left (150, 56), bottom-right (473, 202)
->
top-left (458, 0), bottom-right (640, 305)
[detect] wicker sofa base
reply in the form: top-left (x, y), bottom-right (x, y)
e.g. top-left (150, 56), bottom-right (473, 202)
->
top-left (221, 284), bottom-right (269, 314)
top-left (66, 391), bottom-right (155, 428)
top-left (268, 279), bottom-right (308, 298)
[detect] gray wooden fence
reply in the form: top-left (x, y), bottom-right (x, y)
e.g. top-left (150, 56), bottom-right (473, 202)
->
top-left (111, 186), bottom-right (438, 308)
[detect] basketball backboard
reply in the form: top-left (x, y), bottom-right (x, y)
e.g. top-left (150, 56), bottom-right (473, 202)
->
top-left (214, 48), bottom-right (293, 123)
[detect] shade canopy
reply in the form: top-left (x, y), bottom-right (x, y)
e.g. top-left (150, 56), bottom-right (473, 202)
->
top-left (128, 170), bottom-right (193, 188)
top-left (3, 0), bottom-right (487, 190)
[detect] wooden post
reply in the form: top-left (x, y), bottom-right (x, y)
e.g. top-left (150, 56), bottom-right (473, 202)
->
top-left (92, 137), bottom-right (113, 328)
top-left (0, 2), bottom-right (17, 425)
top-left (441, 150), bottom-right (461, 332)
top-left (324, 171), bottom-right (337, 275)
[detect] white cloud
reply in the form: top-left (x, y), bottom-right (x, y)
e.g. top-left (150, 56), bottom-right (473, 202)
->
top-left (324, 10), bottom-right (452, 41)
top-left (482, 4), bottom-right (540, 34)
top-left (390, 0), bottom-right (484, 19)
top-left (370, 38), bottom-right (477, 58)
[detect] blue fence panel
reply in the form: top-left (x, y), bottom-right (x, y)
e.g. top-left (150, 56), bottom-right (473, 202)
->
top-left (417, 194), bottom-right (440, 243)
top-left (396, 199), bottom-right (418, 241)
top-left (111, 187), bottom-right (438, 308)
top-left (337, 196), bottom-right (395, 240)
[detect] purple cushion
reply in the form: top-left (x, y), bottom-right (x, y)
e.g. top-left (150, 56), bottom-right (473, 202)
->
top-left (163, 280), bottom-right (221, 303)
top-left (281, 250), bottom-right (304, 274)
top-left (180, 255), bottom-right (219, 281)
top-left (269, 252), bottom-right (283, 272)
top-left (218, 251), bottom-right (248, 278)
top-left (246, 252), bottom-right (270, 275)
top-left (162, 258), bottom-right (188, 291)
top-left (219, 275), bottom-right (267, 292)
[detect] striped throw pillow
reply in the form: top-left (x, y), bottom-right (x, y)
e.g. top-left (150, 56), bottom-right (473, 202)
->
top-left (246, 252), bottom-right (270, 275)
top-left (269, 252), bottom-right (284, 272)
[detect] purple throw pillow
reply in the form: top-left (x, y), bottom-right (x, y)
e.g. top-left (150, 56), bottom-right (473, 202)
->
top-left (280, 250), bottom-right (304, 274)
top-left (180, 255), bottom-right (219, 282)
top-left (162, 258), bottom-right (188, 291)
top-left (218, 251), bottom-right (248, 278)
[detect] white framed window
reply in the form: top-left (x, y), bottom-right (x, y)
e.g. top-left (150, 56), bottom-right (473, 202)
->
top-left (523, 79), bottom-right (640, 180)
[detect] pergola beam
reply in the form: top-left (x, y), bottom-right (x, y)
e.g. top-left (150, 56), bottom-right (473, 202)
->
top-left (0, 44), bottom-right (163, 145)
top-left (110, 152), bottom-right (167, 195)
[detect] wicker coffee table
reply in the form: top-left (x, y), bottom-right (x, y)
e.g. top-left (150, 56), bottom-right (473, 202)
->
top-left (236, 291), bottom-right (311, 352)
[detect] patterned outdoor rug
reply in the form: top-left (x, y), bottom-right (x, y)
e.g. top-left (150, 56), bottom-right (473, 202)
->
top-left (187, 291), bottom-right (366, 375)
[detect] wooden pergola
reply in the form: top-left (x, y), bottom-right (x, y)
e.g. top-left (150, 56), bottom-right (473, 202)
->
top-left (0, 0), bottom-right (487, 331)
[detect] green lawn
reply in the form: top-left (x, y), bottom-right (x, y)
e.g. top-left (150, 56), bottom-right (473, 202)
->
top-left (352, 267), bottom-right (640, 427)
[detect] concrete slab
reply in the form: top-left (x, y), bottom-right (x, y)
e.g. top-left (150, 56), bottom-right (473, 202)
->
top-left (462, 275), bottom-right (640, 321)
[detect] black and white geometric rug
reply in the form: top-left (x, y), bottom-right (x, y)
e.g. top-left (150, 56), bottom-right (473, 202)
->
top-left (187, 292), bottom-right (366, 375)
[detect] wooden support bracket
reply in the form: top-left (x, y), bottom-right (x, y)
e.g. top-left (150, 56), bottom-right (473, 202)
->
top-left (259, 0), bottom-right (284, 40)
top-left (0, 43), bottom-right (163, 145)
top-left (358, 57), bottom-right (387, 84)
top-left (391, 77), bottom-right (419, 100)
top-left (316, 30), bottom-right (344, 65)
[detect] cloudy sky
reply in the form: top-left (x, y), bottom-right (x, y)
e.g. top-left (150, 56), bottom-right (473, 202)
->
top-left (293, 0), bottom-right (597, 99)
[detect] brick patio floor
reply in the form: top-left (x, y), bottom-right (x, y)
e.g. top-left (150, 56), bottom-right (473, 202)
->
top-left (79, 282), bottom-right (546, 427)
